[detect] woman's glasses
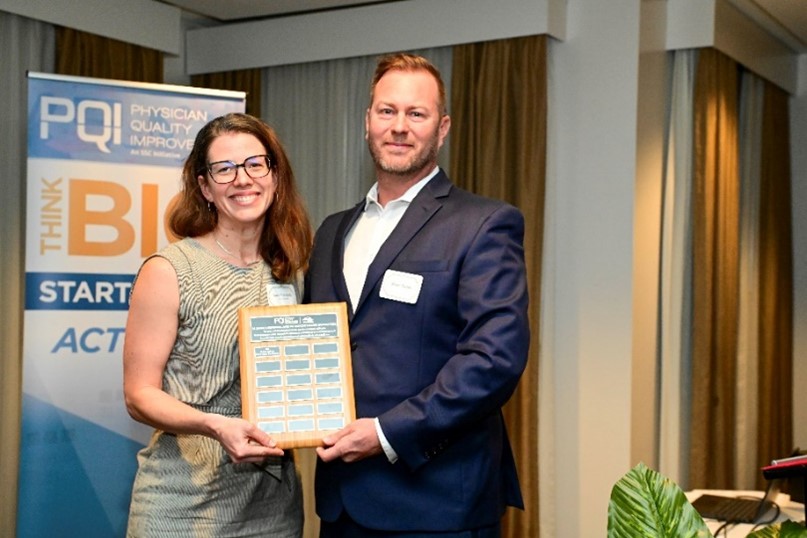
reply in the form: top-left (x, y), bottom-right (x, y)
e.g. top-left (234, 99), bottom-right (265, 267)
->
top-left (207, 154), bottom-right (272, 184)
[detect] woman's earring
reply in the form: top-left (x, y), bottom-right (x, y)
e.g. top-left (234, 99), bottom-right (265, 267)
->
top-left (207, 201), bottom-right (214, 212)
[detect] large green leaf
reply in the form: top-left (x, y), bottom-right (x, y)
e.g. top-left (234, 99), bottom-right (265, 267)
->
top-left (748, 521), bottom-right (807, 538)
top-left (607, 462), bottom-right (712, 538)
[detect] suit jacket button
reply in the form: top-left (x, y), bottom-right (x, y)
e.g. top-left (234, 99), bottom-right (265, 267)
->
top-left (351, 342), bottom-right (358, 351)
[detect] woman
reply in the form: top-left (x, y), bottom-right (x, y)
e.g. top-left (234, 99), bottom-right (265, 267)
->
top-left (123, 113), bottom-right (312, 537)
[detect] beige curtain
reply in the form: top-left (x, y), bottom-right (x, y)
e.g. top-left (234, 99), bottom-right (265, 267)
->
top-left (0, 12), bottom-right (55, 538)
top-left (734, 69), bottom-right (764, 489)
top-left (450, 35), bottom-right (546, 537)
top-left (192, 70), bottom-right (263, 118)
top-left (756, 81), bottom-right (793, 483)
top-left (688, 48), bottom-right (794, 490)
top-left (689, 48), bottom-right (741, 489)
top-left (56, 27), bottom-right (162, 82)
top-left (659, 49), bottom-right (697, 488)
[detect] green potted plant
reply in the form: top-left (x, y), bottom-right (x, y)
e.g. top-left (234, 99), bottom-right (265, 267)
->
top-left (608, 463), bottom-right (807, 537)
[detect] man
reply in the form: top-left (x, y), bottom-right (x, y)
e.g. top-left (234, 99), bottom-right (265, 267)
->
top-left (305, 52), bottom-right (530, 537)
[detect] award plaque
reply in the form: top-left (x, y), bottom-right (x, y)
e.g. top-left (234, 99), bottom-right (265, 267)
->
top-left (238, 302), bottom-right (355, 449)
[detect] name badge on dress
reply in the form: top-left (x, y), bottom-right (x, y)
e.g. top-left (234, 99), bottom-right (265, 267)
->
top-left (266, 283), bottom-right (296, 305)
top-left (379, 269), bottom-right (423, 304)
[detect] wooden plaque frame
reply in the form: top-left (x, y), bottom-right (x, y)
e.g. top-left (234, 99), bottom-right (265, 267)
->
top-left (237, 302), bottom-right (355, 449)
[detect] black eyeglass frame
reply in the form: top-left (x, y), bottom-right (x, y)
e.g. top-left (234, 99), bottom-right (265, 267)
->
top-left (206, 154), bottom-right (273, 184)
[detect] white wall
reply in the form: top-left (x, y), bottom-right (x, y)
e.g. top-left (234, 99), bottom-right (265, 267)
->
top-left (184, 0), bottom-right (566, 73)
top-left (631, 0), bottom-right (669, 477)
top-left (545, 2), bottom-right (641, 534)
top-left (0, 0), bottom-right (181, 54)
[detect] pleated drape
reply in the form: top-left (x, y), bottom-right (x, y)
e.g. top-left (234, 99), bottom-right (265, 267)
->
top-left (0, 13), bottom-right (55, 538)
top-left (659, 49), bottom-right (696, 489)
top-left (689, 48), bottom-right (741, 489)
top-left (756, 82), bottom-right (793, 483)
top-left (734, 70), bottom-right (763, 489)
top-left (56, 27), bottom-right (162, 82)
top-left (686, 48), bottom-right (794, 491)
top-left (192, 69), bottom-right (263, 118)
top-left (450, 35), bottom-right (546, 537)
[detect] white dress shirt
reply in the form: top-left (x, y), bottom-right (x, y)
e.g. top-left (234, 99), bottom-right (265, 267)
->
top-left (342, 166), bottom-right (439, 463)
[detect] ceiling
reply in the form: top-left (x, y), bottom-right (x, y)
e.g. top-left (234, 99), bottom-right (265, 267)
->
top-left (735, 0), bottom-right (807, 53)
top-left (158, 0), bottom-right (807, 53)
top-left (158, 0), bottom-right (405, 21)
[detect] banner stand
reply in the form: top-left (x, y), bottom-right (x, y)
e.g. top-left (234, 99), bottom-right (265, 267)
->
top-left (19, 72), bottom-right (244, 536)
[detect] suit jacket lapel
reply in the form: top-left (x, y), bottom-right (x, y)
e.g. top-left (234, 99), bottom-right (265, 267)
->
top-left (330, 202), bottom-right (364, 318)
top-left (355, 172), bottom-right (451, 314)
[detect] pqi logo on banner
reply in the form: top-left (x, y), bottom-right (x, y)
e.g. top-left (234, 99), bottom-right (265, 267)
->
top-left (40, 96), bottom-right (123, 153)
top-left (28, 73), bottom-right (240, 167)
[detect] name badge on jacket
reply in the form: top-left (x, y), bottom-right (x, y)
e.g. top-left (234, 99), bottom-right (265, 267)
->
top-left (379, 270), bottom-right (423, 304)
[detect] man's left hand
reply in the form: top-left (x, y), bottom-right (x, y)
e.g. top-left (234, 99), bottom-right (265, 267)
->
top-left (316, 418), bottom-right (383, 462)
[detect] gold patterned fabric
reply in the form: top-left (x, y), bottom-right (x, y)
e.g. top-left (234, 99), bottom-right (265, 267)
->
top-left (689, 48), bottom-right (741, 490)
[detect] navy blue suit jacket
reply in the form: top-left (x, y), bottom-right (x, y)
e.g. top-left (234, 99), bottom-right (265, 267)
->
top-left (304, 171), bottom-right (530, 532)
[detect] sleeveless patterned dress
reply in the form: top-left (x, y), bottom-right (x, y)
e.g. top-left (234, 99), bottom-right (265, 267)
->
top-left (126, 238), bottom-right (303, 537)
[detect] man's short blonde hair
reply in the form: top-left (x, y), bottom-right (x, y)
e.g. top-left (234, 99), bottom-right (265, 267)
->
top-left (369, 52), bottom-right (447, 115)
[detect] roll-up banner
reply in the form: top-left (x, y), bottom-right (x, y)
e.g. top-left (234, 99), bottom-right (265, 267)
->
top-left (19, 72), bottom-right (245, 537)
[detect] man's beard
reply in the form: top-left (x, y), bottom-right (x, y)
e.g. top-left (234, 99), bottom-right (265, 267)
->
top-left (368, 131), bottom-right (440, 177)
